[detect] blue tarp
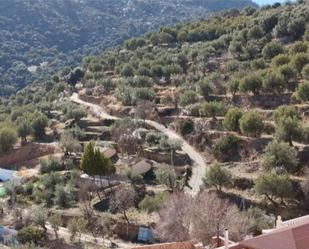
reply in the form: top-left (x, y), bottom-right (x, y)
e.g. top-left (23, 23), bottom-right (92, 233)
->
top-left (0, 168), bottom-right (17, 182)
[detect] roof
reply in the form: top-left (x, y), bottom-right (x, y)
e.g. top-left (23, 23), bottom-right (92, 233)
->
top-left (131, 160), bottom-right (152, 175)
top-left (0, 169), bottom-right (17, 182)
top-left (133, 241), bottom-right (198, 249)
top-left (239, 217), bottom-right (309, 249)
top-left (100, 147), bottom-right (117, 159)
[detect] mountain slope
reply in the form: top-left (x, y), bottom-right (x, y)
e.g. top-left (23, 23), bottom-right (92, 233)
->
top-left (0, 0), bottom-right (257, 95)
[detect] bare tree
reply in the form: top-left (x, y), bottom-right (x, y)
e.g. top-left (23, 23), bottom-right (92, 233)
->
top-left (109, 185), bottom-right (136, 237)
top-left (155, 192), bottom-right (192, 242)
top-left (135, 100), bottom-right (153, 121)
top-left (59, 130), bottom-right (81, 156)
top-left (155, 191), bottom-right (251, 245)
top-left (191, 192), bottom-right (252, 245)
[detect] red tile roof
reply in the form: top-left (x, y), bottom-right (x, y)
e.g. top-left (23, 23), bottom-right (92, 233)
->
top-left (133, 241), bottom-right (197, 249)
top-left (239, 219), bottom-right (309, 249)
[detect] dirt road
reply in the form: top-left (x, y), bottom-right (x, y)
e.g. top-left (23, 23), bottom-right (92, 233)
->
top-left (71, 93), bottom-right (206, 196)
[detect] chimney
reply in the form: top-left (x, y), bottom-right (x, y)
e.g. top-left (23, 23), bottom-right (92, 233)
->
top-left (224, 229), bottom-right (229, 249)
top-left (276, 216), bottom-right (283, 229)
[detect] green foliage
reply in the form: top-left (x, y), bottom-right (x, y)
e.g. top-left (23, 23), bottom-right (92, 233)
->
top-left (297, 82), bottom-right (309, 102)
top-left (199, 101), bottom-right (226, 119)
top-left (213, 135), bottom-right (240, 162)
top-left (263, 71), bottom-right (286, 94)
top-left (262, 42), bottom-right (283, 60)
top-left (179, 90), bottom-right (199, 106)
top-left (145, 132), bottom-right (166, 146)
top-left (17, 226), bottom-right (44, 245)
top-left (54, 184), bottom-right (74, 209)
top-left (223, 107), bottom-right (243, 132)
top-left (302, 64), bottom-right (309, 80)
top-left (40, 156), bottom-right (63, 174)
top-left (272, 54), bottom-right (290, 67)
top-left (275, 117), bottom-right (301, 145)
top-left (59, 130), bottom-right (81, 155)
top-left (227, 80), bottom-right (240, 96)
top-left (198, 79), bottom-right (213, 98)
top-left (68, 218), bottom-right (86, 242)
top-left (263, 141), bottom-right (298, 173)
top-left (80, 142), bottom-right (115, 176)
top-left (31, 113), bottom-right (48, 140)
top-left (179, 119), bottom-right (194, 136)
top-left (159, 138), bottom-right (182, 152)
top-left (255, 173), bottom-right (294, 205)
top-left (239, 111), bottom-right (263, 137)
top-left (239, 74), bottom-right (263, 94)
top-left (155, 166), bottom-right (177, 190)
top-left (138, 193), bottom-right (167, 213)
top-left (203, 163), bottom-right (232, 191)
top-left (16, 115), bottom-right (32, 142)
top-left (273, 105), bottom-right (299, 124)
top-left (0, 125), bottom-right (17, 154)
top-left (291, 53), bottom-right (309, 73)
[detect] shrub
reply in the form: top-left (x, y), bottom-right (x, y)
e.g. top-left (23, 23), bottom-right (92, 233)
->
top-left (227, 80), bottom-right (240, 97)
top-left (31, 113), bottom-right (48, 140)
top-left (275, 117), bottom-right (301, 146)
top-left (255, 173), bottom-right (294, 205)
top-left (297, 82), bottom-right (309, 102)
top-left (262, 42), bottom-right (283, 60)
top-left (0, 126), bottom-right (17, 154)
top-left (239, 74), bottom-right (263, 95)
top-left (179, 119), bottom-right (194, 136)
top-left (198, 79), bottom-right (213, 98)
top-left (145, 132), bottom-right (166, 146)
top-left (138, 193), bottom-right (167, 213)
top-left (302, 64), bottom-right (309, 80)
top-left (272, 54), bottom-right (290, 66)
top-left (223, 107), bottom-right (243, 132)
top-left (213, 135), bottom-right (240, 162)
top-left (273, 105), bottom-right (299, 124)
top-left (278, 64), bottom-right (297, 82)
top-left (17, 226), bottom-right (44, 245)
top-left (179, 90), bottom-right (199, 107)
top-left (263, 141), bottom-right (298, 173)
top-left (290, 42), bottom-right (308, 54)
top-left (185, 103), bottom-right (201, 117)
top-left (199, 101), bottom-right (226, 119)
top-left (40, 157), bottom-right (63, 174)
top-left (203, 163), bottom-right (232, 191)
top-left (291, 53), bottom-right (309, 73)
top-left (262, 71), bottom-right (286, 94)
top-left (239, 112), bottom-right (263, 137)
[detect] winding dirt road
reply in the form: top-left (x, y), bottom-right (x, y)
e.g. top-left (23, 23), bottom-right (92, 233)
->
top-left (71, 93), bottom-right (206, 196)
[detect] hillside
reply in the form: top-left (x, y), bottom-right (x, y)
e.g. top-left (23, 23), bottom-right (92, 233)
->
top-left (1, 1), bottom-right (309, 248)
top-left (0, 0), bottom-right (257, 96)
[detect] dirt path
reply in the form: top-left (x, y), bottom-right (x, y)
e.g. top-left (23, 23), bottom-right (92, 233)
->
top-left (71, 93), bottom-right (206, 196)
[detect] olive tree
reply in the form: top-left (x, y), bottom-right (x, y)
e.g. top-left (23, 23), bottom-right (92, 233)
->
top-left (239, 111), bottom-right (263, 137)
top-left (203, 163), bottom-right (233, 192)
top-left (263, 141), bottom-right (298, 173)
top-left (223, 107), bottom-right (243, 132)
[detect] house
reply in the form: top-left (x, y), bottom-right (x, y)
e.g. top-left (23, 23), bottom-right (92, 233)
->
top-left (215, 215), bottom-right (309, 249)
top-left (133, 241), bottom-right (204, 249)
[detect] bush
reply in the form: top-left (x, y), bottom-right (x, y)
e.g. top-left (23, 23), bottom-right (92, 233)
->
top-left (54, 184), bottom-right (74, 209)
top-left (262, 71), bottom-right (286, 94)
top-left (272, 54), bottom-right (290, 66)
top-left (213, 135), bottom-right (240, 162)
top-left (291, 53), bottom-right (309, 73)
top-left (203, 163), bottom-right (232, 191)
top-left (297, 82), bottom-right (309, 102)
top-left (239, 112), bottom-right (263, 137)
top-left (145, 132), bottom-right (166, 146)
top-left (17, 226), bottom-right (44, 245)
top-left (278, 64), bottom-right (297, 82)
top-left (31, 113), bottom-right (48, 140)
top-left (262, 42), bottom-right (283, 60)
top-left (198, 79), bottom-right (213, 98)
top-left (0, 126), bottom-right (17, 154)
top-left (199, 101), bottom-right (226, 119)
top-left (179, 119), bottom-right (194, 136)
top-left (185, 103), bottom-right (201, 117)
top-left (223, 107), bottom-right (243, 132)
top-left (40, 157), bottom-right (63, 174)
top-left (302, 64), bottom-right (309, 80)
top-left (273, 105), bottom-right (299, 124)
top-left (239, 74), bottom-right (263, 95)
top-left (263, 141), bottom-right (298, 173)
top-left (179, 90), bottom-right (199, 107)
top-left (227, 80), bottom-right (239, 97)
top-left (275, 117), bottom-right (301, 146)
top-left (255, 173), bottom-right (294, 205)
top-left (138, 193), bottom-right (167, 213)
